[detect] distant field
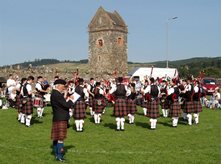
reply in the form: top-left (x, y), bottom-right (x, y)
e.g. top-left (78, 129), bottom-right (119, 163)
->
top-left (0, 106), bottom-right (220, 164)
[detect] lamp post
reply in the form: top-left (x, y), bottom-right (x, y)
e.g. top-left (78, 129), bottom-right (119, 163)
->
top-left (166, 17), bottom-right (178, 68)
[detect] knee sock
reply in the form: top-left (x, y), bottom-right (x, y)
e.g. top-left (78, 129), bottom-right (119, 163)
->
top-left (20, 113), bottom-right (25, 123)
top-left (165, 109), bottom-right (168, 117)
top-left (187, 114), bottom-right (192, 125)
top-left (172, 117), bottom-right (178, 127)
top-left (79, 120), bottom-right (84, 131)
top-left (143, 108), bottom-right (147, 115)
top-left (25, 115), bottom-right (32, 127)
top-left (131, 115), bottom-right (135, 123)
top-left (162, 109), bottom-right (165, 117)
top-left (75, 120), bottom-right (80, 131)
top-left (128, 114), bottom-right (132, 123)
top-left (120, 118), bottom-right (125, 130)
top-left (57, 142), bottom-right (64, 160)
top-left (116, 117), bottom-right (120, 130)
top-left (18, 112), bottom-right (22, 121)
top-left (94, 114), bottom-right (98, 123)
top-left (40, 108), bottom-right (44, 117)
top-left (193, 113), bottom-right (199, 124)
top-left (98, 114), bottom-right (101, 123)
top-left (37, 108), bottom-right (41, 117)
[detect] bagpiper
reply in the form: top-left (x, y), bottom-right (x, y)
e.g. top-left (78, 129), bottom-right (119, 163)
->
top-left (73, 78), bottom-right (89, 132)
top-left (167, 80), bottom-right (181, 127)
top-left (144, 77), bottom-right (160, 130)
top-left (20, 76), bottom-right (35, 127)
top-left (126, 83), bottom-right (137, 124)
top-left (110, 77), bottom-right (128, 131)
top-left (92, 81), bottom-right (106, 124)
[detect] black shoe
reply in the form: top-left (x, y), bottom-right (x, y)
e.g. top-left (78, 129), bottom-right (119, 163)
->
top-left (116, 129), bottom-right (120, 131)
top-left (121, 129), bottom-right (125, 131)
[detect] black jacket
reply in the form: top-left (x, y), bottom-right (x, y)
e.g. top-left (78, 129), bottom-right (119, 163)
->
top-left (51, 89), bottom-right (74, 122)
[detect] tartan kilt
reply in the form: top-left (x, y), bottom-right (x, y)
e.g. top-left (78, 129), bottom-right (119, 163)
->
top-left (22, 97), bottom-right (33, 115)
top-left (169, 101), bottom-right (182, 117)
top-left (73, 101), bottom-right (86, 119)
top-left (113, 98), bottom-right (127, 117)
top-left (88, 96), bottom-right (93, 107)
top-left (126, 99), bottom-right (137, 115)
top-left (92, 98), bottom-right (106, 114)
top-left (183, 101), bottom-right (194, 113)
top-left (15, 95), bottom-right (23, 112)
top-left (193, 101), bottom-right (202, 113)
top-left (146, 100), bottom-right (160, 118)
top-left (51, 121), bottom-right (67, 141)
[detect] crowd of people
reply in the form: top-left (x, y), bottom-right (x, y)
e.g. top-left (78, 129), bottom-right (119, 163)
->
top-left (0, 73), bottom-right (220, 161)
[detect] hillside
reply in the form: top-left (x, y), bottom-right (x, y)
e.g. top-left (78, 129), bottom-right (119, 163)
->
top-left (0, 57), bottom-right (220, 79)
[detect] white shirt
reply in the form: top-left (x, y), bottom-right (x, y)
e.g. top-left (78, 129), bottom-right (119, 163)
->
top-left (35, 82), bottom-right (42, 91)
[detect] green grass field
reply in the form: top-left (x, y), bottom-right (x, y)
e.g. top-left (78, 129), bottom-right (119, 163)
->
top-left (0, 106), bottom-right (220, 164)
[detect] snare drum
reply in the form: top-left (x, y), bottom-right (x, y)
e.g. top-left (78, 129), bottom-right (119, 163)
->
top-left (33, 97), bottom-right (43, 107)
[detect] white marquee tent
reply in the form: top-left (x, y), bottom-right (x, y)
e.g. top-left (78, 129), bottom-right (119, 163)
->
top-left (128, 67), bottom-right (179, 81)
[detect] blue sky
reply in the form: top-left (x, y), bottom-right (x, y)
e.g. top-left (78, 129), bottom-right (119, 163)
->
top-left (0, 0), bottom-right (220, 66)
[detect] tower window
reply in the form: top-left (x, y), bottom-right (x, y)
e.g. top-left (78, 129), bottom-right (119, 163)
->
top-left (117, 37), bottom-right (123, 46)
top-left (97, 39), bottom-right (104, 47)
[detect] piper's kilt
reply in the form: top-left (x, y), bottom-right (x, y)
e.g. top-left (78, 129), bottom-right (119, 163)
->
top-left (146, 100), bottom-right (160, 119)
top-left (22, 97), bottom-right (33, 115)
top-left (51, 121), bottom-right (67, 141)
top-left (193, 101), bottom-right (202, 113)
top-left (15, 95), bottom-right (22, 112)
top-left (126, 99), bottom-right (137, 115)
top-left (183, 101), bottom-right (194, 113)
top-left (73, 101), bottom-right (86, 119)
top-left (88, 96), bottom-right (93, 107)
top-left (113, 98), bottom-right (127, 117)
top-left (169, 101), bottom-right (181, 117)
top-left (92, 98), bottom-right (106, 114)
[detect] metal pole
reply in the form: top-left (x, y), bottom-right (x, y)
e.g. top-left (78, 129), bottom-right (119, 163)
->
top-left (166, 21), bottom-right (169, 68)
top-left (166, 17), bottom-right (178, 68)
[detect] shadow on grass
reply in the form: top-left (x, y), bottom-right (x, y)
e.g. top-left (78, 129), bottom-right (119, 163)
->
top-left (158, 120), bottom-right (172, 127)
top-left (31, 117), bottom-right (44, 124)
top-left (135, 121), bottom-right (149, 129)
top-left (104, 123), bottom-right (116, 130)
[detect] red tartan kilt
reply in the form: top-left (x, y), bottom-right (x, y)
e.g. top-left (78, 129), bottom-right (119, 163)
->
top-left (22, 98), bottom-right (33, 115)
top-left (51, 121), bottom-right (67, 141)
top-left (15, 95), bottom-right (22, 112)
top-left (193, 101), bottom-right (202, 113)
top-left (88, 96), bottom-right (93, 107)
top-left (169, 102), bottom-right (182, 117)
top-left (183, 101), bottom-right (194, 113)
top-left (73, 101), bottom-right (86, 119)
top-left (92, 99), bottom-right (106, 114)
top-left (126, 99), bottom-right (137, 114)
top-left (146, 100), bottom-right (160, 118)
top-left (113, 98), bottom-right (127, 117)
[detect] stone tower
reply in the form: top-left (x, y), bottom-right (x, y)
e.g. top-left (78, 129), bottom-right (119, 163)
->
top-left (88, 6), bottom-right (128, 78)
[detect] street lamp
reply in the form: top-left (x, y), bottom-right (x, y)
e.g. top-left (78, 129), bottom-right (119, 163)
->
top-left (166, 17), bottom-right (178, 68)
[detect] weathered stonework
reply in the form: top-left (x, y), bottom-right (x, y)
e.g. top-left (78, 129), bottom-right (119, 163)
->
top-left (88, 6), bottom-right (128, 78)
